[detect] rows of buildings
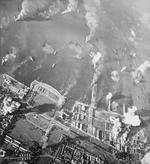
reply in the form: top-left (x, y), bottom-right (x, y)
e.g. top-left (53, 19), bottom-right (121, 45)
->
top-left (0, 73), bottom-right (146, 163)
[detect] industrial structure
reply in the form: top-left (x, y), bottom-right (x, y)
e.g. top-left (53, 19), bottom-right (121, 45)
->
top-left (0, 74), bottom-right (144, 163)
top-left (29, 80), bottom-right (66, 108)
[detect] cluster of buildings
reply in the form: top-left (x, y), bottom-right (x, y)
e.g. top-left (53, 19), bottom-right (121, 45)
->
top-left (48, 135), bottom-right (107, 164)
top-left (4, 135), bottom-right (30, 154)
top-left (0, 133), bottom-right (32, 162)
top-left (0, 74), bottom-right (66, 109)
top-left (71, 101), bottom-right (122, 150)
top-left (0, 74), bottom-right (29, 100)
top-left (0, 74), bottom-right (67, 163)
top-left (69, 98), bottom-right (147, 164)
top-left (0, 73), bottom-right (147, 163)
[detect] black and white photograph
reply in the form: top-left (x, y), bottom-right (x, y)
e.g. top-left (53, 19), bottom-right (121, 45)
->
top-left (0, 0), bottom-right (150, 163)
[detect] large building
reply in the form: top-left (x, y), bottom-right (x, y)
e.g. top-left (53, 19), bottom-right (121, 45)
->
top-left (29, 80), bottom-right (66, 108)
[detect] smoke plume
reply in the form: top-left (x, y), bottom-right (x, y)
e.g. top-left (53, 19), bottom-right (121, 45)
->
top-left (123, 106), bottom-right (141, 126)
top-left (90, 51), bottom-right (103, 86)
top-left (42, 43), bottom-right (56, 55)
top-left (111, 70), bottom-right (120, 82)
top-left (63, 69), bottom-right (79, 96)
top-left (132, 60), bottom-right (150, 84)
top-left (15, 0), bottom-right (50, 21)
top-left (2, 47), bottom-right (18, 65)
top-left (62, 0), bottom-right (78, 14)
top-left (83, 0), bottom-right (101, 42)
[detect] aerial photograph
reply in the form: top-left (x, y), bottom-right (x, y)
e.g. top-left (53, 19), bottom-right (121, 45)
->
top-left (0, 0), bottom-right (150, 163)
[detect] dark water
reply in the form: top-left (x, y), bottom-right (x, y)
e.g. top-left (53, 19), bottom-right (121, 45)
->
top-left (0, 0), bottom-right (93, 110)
top-left (2, 0), bottom-right (150, 111)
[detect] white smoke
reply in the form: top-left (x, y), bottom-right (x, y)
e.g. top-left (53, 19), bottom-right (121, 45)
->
top-left (138, 61), bottom-right (150, 74)
top-left (111, 70), bottom-right (120, 82)
top-left (63, 69), bottom-right (79, 96)
top-left (42, 43), bottom-right (56, 55)
top-left (132, 60), bottom-right (150, 84)
top-left (128, 28), bottom-right (136, 42)
top-left (106, 92), bottom-right (112, 104)
top-left (91, 70), bottom-right (101, 87)
top-left (84, 0), bottom-right (100, 42)
top-left (91, 51), bottom-right (102, 69)
top-left (120, 66), bottom-right (127, 72)
top-left (2, 47), bottom-right (18, 65)
top-left (141, 152), bottom-right (150, 164)
top-left (40, 0), bottom-right (62, 18)
top-left (123, 106), bottom-right (141, 126)
top-left (62, 0), bottom-right (78, 14)
top-left (90, 51), bottom-right (103, 86)
top-left (106, 92), bottom-right (112, 110)
top-left (41, 135), bottom-right (49, 149)
top-left (15, 0), bottom-right (49, 21)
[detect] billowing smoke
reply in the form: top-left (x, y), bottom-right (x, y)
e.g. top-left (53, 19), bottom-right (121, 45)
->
top-left (111, 70), bottom-right (120, 82)
top-left (123, 106), bottom-right (141, 126)
top-left (2, 47), bottom-right (18, 65)
top-left (91, 51), bottom-right (102, 69)
top-left (41, 135), bottom-right (49, 149)
top-left (91, 70), bottom-right (101, 87)
top-left (62, 0), bottom-right (78, 14)
top-left (83, 0), bottom-right (101, 42)
top-left (42, 43), bottom-right (56, 55)
top-left (132, 60), bottom-right (150, 84)
top-left (63, 69), bottom-right (79, 96)
top-left (141, 152), bottom-right (150, 164)
top-left (15, 0), bottom-right (50, 21)
top-left (106, 92), bottom-right (112, 110)
top-left (90, 51), bottom-right (103, 86)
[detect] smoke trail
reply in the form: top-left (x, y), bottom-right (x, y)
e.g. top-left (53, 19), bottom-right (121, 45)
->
top-left (42, 43), bottom-right (56, 55)
top-left (83, 0), bottom-right (101, 42)
top-left (15, 0), bottom-right (50, 21)
top-left (63, 69), bottom-right (79, 96)
top-left (132, 60), bottom-right (150, 84)
top-left (2, 47), bottom-right (18, 65)
top-left (90, 51), bottom-right (103, 86)
top-left (62, 0), bottom-right (78, 14)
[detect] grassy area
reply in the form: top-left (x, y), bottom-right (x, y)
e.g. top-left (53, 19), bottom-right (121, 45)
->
top-left (8, 118), bottom-right (44, 146)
